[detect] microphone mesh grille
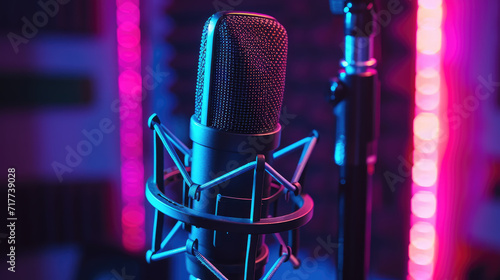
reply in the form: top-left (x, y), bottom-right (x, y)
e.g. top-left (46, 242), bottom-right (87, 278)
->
top-left (195, 14), bottom-right (288, 134)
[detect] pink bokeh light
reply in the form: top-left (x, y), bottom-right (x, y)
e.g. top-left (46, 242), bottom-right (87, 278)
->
top-left (412, 159), bottom-right (438, 187)
top-left (410, 222), bottom-right (436, 250)
top-left (117, 0), bottom-right (145, 252)
top-left (410, 0), bottom-right (444, 278)
top-left (412, 191), bottom-right (437, 218)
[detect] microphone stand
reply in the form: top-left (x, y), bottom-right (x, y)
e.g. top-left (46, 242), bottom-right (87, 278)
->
top-left (329, 1), bottom-right (379, 279)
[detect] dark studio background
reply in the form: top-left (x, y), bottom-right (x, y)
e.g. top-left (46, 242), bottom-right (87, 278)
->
top-left (0, 0), bottom-right (499, 280)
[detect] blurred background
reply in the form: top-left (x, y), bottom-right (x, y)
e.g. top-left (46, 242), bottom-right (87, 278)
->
top-left (0, 0), bottom-right (499, 279)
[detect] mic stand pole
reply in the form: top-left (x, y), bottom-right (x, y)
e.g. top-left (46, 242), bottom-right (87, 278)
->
top-left (328, 1), bottom-right (379, 279)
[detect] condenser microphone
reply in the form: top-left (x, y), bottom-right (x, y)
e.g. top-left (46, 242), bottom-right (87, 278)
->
top-left (145, 11), bottom-right (317, 280)
top-left (189, 11), bottom-right (287, 280)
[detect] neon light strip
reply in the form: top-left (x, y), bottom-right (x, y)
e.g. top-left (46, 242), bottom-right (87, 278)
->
top-left (409, 0), bottom-right (443, 278)
top-left (117, 0), bottom-right (145, 252)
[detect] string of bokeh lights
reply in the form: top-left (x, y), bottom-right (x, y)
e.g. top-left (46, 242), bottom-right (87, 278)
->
top-left (117, 0), bottom-right (145, 252)
top-left (409, 0), bottom-right (443, 278)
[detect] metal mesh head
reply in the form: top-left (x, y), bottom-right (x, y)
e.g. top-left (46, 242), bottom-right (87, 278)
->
top-left (194, 13), bottom-right (288, 134)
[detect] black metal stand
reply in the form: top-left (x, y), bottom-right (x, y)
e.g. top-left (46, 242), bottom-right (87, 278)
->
top-left (329, 1), bottom-right (380, 279)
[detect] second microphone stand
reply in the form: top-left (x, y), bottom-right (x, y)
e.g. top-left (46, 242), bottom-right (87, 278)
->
top-left (329, 1), bottom-right (380, 279)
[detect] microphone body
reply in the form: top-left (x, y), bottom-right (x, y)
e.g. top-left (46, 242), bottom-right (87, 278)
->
top-left (187, 119), bottom-right (281, 279)
top-left (187, 12), bottom-right (287, 279)
top-left (145, 11), bottom-right (315, 280)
